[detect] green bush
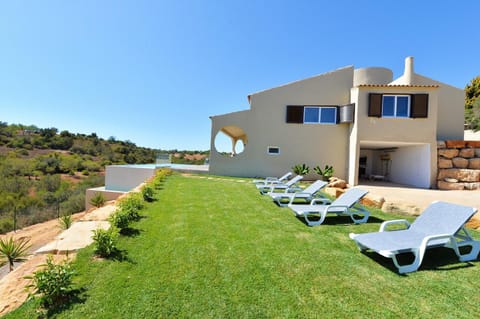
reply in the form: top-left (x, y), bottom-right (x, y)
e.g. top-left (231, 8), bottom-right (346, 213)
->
top-left (141, 185), bottom-right (155, 202)
top-left (92, 228), bottom-right (118, 258)
top-left (292, 163), bottom-right (310, 176)
top-left (109, 209), bottom-right (131, 230)
top-left (26, 255), bottom-right (75, 309)
top-left (89, 192), bottom-right (106, 208)
top-left (117, 194), bottom-right (144, 221)
top-left (313, 165), bottom-right (334, 181)
top-left (58, 213), bottom-right (73, 230)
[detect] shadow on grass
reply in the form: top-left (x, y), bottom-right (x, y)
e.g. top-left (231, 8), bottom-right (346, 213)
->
top-left (360, 247), bottom-right (478, 275)
top-left (40, 287), bottom-right (87, 318)
top-left (295, 215), bottom-right (384, 226)
top-left (119, 227), bottom-right (142, 237)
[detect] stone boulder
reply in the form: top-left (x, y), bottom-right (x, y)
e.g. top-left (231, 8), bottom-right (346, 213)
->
top-left (437, 169), bottom-right (480, 182)
top-left (459, 148), bottom-right (475, 158)
top-left (469, 158), bottom-right (480, 169)
top-left (464, 182), bottom-right (480, 190)
top-left (438, 148), bottom-right (459, 159)
top-left (475, 148), bottom-right (480, 158)
top-left (452, 157), bottom-right (469, 168)
top-left (360, 194), bottom-right (385, 209)
top-left (438, 158), bottom-right (453, 169)
top-left (324, 187), bottom-right (345, 198)
top-left (328, 179), bottom-right (347, 189)
top-left (437, 180), bottom-right (465, 190)
top-left (466, 141), bottom-right (480, 148)
top-left (437, 140), bottom-right (446, 149)
top-left (445, 140), bottom-right (466, 148)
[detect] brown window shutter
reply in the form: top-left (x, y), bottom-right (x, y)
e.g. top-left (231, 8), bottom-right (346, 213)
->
top-left (368, 93), bottom-right (382, 117)
top-left (286, 105), bottom-right (304, 123)
top-left (410, 94), bottom-right (428, 118)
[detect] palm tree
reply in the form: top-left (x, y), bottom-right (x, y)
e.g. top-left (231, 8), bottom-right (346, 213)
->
top-left (0, 237), bottom-right (31, 271)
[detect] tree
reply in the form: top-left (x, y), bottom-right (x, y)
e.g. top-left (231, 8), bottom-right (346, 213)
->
top-left (465, 76), bottom-right (480, 131)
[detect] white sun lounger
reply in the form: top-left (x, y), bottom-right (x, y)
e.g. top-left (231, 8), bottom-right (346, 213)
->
top-left (350, 201), bottom-right (480, 274)
top-left (288, 188), bottom-right (369, 226)
top-left (268, 180), bottom-right (329, 207)
top-left (253, 172), bottom-right (292, 187)
top-left (259, 175), bottom-right (303, 194)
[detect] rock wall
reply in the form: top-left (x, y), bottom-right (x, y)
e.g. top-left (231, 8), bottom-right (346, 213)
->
top-left (437, 140), bottom-right (480, 190)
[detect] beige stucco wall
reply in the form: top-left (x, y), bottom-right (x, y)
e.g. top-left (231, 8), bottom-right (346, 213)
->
top-left (348, 86), bottom-right (439, 188)
top-left (391, 72), bottom-right (464, 140)
top-left (209, 66), bottom-right (355, 179)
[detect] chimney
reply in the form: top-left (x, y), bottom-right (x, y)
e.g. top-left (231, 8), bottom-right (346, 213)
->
top-left (404, 56), bottom-right (414, 85)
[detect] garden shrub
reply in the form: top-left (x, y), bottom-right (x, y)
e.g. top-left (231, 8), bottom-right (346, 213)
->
top-left (26, 255), bottom-right (76, 309)
top-left (89, 192), bottom-right (106, 208)
top-left (92, 228), bottom-right (118, 258)
top-left (141, 185), bottom-right (155, 202)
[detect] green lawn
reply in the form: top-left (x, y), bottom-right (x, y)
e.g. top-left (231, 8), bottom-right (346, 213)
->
top-left (6, 174), bottom-right (480, 318)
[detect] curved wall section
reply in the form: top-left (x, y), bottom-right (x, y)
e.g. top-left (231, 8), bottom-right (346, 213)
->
top-left (353, 67), bottom-right (393, 86)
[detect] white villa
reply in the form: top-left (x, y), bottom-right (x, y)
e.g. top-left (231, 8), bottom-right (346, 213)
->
top-left (209, 57), bottom-right (464, 188)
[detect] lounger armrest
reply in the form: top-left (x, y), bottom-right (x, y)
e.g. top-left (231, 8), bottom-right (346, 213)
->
top-left (324, 205), bottom-right (348, 213)
top-left (379, 219), bottom-right (411, 232)
top-left (311, 198), bottom-right (331, 205)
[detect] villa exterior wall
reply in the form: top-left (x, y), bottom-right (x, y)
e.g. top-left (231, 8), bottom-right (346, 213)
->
top-left (209, 66), bottom-right (354, 179)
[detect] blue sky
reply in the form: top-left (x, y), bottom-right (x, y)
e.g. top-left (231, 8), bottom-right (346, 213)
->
top-left (1, 0), bottom-right (479, 151)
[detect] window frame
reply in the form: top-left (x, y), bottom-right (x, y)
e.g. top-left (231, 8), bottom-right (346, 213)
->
top-left (303, 106), bottom-right (337, 124)
top-left (381, 95), bottom-right (411, 118)
top-left (267, 146), bottom-right (280, 155)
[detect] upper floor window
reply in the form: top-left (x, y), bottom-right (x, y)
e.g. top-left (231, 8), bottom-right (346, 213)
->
top-left (382, 95), bottom-right (410, 118)
top-left (304, 106), bottom-right (337, 124)
top-left (369, 93), bottom-right (428, 118)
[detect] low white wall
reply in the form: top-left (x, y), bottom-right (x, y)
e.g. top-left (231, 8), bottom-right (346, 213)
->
top-left (105, 165), bottom-right (156, 192)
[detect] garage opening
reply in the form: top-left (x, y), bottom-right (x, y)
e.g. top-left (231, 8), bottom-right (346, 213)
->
top-left (214, 126), bottom-right (247, 157)
top-left (359, 142), bottom-right (431, 188)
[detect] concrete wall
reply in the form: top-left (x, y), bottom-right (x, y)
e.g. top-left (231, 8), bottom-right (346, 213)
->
top-left (85, 187), bottom-right (126, 210)
top-left (388, 145), bottom-right (432, 188)
top-left (209, 66), bottom-right (355, 179)
top-left (105, 165), bottom-right (156, 192)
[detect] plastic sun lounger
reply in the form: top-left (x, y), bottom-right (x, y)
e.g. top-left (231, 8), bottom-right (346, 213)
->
top-left (349, 201), bottom-right (480, 274)
top-left (288, 188), bottom-right (369, 226)
top-left (268, 180), bottom-right (329, 207)
top-left (253, 172), bottom-right (292, 186)
top-left (258, 175), bottom-right (303, 195)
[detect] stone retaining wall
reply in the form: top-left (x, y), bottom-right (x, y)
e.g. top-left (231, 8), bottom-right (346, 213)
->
top-left (437, 140), bottom-right (480, 190)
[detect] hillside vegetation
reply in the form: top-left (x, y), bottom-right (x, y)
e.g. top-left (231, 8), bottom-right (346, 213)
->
top-left (0, 122), bottom-right (158, 233)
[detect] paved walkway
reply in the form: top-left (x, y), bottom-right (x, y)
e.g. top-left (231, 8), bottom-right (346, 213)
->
top-left (357, 181), bottom-right (480, 219)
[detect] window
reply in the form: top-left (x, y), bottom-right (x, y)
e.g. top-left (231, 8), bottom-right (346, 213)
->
top-left (303, 106), bottom-right (337, 124)
top-left (369, 93), bottom-right (428, 118)
top-left (382, 95), bottom-right (410, 117)
top-left (268, 146), bottom-right (280, 155)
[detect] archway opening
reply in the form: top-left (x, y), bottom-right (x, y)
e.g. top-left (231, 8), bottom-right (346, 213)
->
top-left (214, 126), bottom-right (247, 157)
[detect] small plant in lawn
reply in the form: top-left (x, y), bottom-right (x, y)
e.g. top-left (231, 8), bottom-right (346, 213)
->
top-left (314, 165), bottom-right (334, 181)
top-left (0, 236), bottom-right (31, 271)
top-left (109, 209), bottom-right (131, 232)
top-left (59, 213), bottom-right (74, 230)
top-left (142, 185), bottom-right (155, 202)
top-left (26, 255), bottom-right (76, 309)
top-left (117, 194), bottom-right (144, 221)
top-left (292, 163), bottom-right (310, 176)
top-left (92, 227), bottom-right (118, 258)
top-left (89, 192), bottom-right (106, 208)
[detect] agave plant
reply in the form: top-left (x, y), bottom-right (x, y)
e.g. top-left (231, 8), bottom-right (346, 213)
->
top-left (314, 165), bottom-right (334, 181)
top-left (0, 236), bottom-right (31, 271)
top-left (292, 163), bottom-right (310, 176)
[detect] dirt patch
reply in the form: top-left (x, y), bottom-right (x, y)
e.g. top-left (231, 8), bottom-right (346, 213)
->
top-left (0, 212), bottom-right (86, 316)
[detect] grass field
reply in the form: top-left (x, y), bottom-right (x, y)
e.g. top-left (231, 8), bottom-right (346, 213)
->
top-left (5, 174), bottom-right (480, 318)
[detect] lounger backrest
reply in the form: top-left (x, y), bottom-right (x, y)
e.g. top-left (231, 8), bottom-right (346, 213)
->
top-left (285, 175), bottom-right (303, 187)
top-left (409, 201), bottom-right (477, 236)
top-left (332, 188), bottom-right (368, 207)
top-left (279, 172), bottom-right (293, 181)
top-left (303, 180), bottom-right (328, 194)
